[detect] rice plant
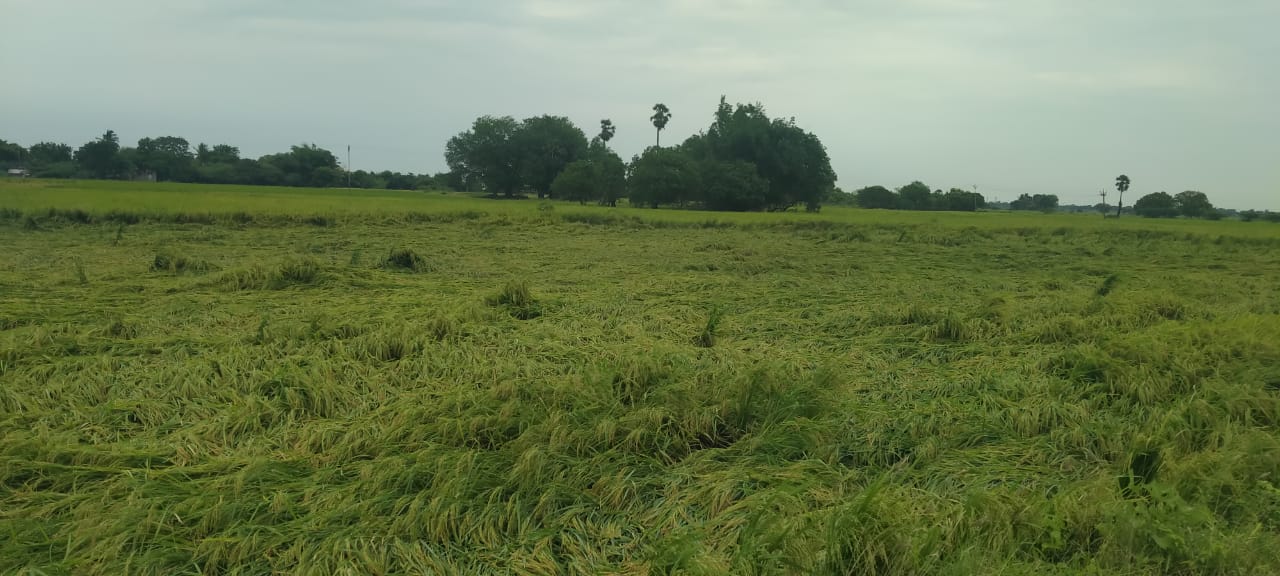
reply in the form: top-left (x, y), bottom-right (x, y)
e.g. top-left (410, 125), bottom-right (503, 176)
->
top-left (2, 179), bottom-right (1279, 575)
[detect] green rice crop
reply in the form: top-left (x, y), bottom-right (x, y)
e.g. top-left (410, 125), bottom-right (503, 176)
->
top-left (2, 179), bottom-right (1280, 574)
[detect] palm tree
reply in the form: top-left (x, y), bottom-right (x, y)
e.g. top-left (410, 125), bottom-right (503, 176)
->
top-left (1115, 175), bottom-right (1131, 218)
top-left (599, 119), bottom-right (616, 144)
top-left (650, 104), bottom-right (672, 147)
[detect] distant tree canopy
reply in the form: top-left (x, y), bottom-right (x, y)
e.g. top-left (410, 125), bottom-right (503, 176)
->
top-left (552, 140), bottom-right (626, 206)
top-left (1010, 193), bottom-right (1060, 212)
top-left (627, 96), bottom-right (835, 211)
top-left (3, 131), bottom-right (444, 190)
top-left (1134, 192), bottom-right (1179, 218)
top-left (446, 115), bottom-right (588, 199)
top-left (0, 139), bottom-right (24, 168)
top-left (1174, 190), bottom-right (1215, 218)
top-left (852, 182), bottom-right (984, 212)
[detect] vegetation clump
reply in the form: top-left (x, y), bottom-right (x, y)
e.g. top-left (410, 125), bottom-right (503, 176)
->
top-left (485, 280), bottom-right (542, 319)
top-left (381, 247), bottom-right (431, 272)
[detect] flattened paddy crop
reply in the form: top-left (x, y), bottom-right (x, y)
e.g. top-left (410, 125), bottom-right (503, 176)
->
top-left (2, 181), bottom-right (1280, 574)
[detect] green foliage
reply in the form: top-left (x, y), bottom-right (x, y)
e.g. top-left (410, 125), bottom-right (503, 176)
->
top-left (699, 160), bottom-right (768, 212)
top-left (651, 103), bottom-right (672, 146)
top-left (855, 185), bottom-right (897, 209)
top-left (1175, 190), bottom-right (1215, 219)
top-left (551, 141), bottom-right (626, 206)
top-left (515, 115), bottom-right (589, 199)
top-left (628, 146), bottom-right (701, 208)
top-left (74, 130), bottom-right (127, 179)
top-left (1134, 192), bottom-right (1179, 218)
top-left (0, 139), bottom-right (26, 167)
top-left (897, 181), bottom-right (933, 210)
top-left (136, 136), bottom-right (196, 182)
top-left (1011, 193), bottom-right (1060, 212)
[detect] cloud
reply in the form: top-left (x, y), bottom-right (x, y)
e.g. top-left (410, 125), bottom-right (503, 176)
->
top-left (0, 0), bottom-right (1276, 208)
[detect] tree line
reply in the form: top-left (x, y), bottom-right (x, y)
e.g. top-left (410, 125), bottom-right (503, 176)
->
top-left (445, 97), bottom-right (837, 212)
top-left (5, 117), bottom-right (1275, 219)
top-left (828, 182), bottom-right (992, 212)
top-left (0, 133), bottom-right (445, 190)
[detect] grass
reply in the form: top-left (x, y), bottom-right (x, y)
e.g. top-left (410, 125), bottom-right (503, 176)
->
top-left (2, 179), bottom-right (1280, 574)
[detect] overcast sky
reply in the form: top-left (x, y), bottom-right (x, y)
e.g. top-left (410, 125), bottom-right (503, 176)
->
top-left (2, 0), bottom-right (1276, 209)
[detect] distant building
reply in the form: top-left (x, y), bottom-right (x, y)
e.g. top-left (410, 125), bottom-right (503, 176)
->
top-left (6, 169), bottom-right (29, 178)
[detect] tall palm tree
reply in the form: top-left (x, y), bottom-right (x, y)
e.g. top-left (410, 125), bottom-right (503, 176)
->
top-left (650, 104), bottom-right (672, 147)
top-left (1115, 175), bottom-right (1131, 218)
top-left (599, 119), bottom-right (616, 144)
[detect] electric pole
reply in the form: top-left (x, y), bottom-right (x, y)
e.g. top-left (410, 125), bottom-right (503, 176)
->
top-left (1099, 190), bottom-right (1108, 216)
top-left (347, 145), bottom-right (352, 188)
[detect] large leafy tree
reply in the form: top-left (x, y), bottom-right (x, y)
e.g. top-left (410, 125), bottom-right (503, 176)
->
top-left (1115, 174), bottom-right (1131, 218)
top-left (698, 97), bottom-right (836, 211)
top-left (137, 136), bottom-right (196, 181)
top-left (514, 115), bottom-right (588, 199)
top-left (75, 130), bottom-right (128, 179)
top-left (1010, 193), bottom-right (1059, 212)
top-left (699, 160), bottom-right (769, 212)
top-left (1174, 190), bottom-right (1214, 218)
top-left (27, 142), bottom-right (73, 166)
top-left (260, 144), bottom-right (340, 187)
top-left (897, 181), bottom-right (933, 210)
top-left (651, 103), bottom-right (672, 147)
top-left (855, 185), bottom-right (897, 209)
top-left (446, 116), bottom-right (523, 197)
top-left (0, 139), bottom-right (25, 167)
top-left (196, 143), bottom-right (240, 164)
top-left (628, 147), bottom-right (700, 208)
top-left (1134, 192), bottom-right (1178, 218)
top-left (943, 188), bottom-right (985, 211)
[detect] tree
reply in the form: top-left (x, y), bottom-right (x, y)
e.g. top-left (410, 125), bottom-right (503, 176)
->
top-left (855, 185), bottom-right (897, 209)
top-left (699, 160), bottom-right (769, 211)
top-left (1174, 190), bottom-right (1214, 218)
top-left (136, 136), bottom-right (196, 181)
top-left (1115, 174), bottom-right (1131, 218)
top-left (514, 115), bottom-right (588, 199)
top-left (197, 143), bottom-right (240, 165)
top-left (628, 147), bottom-right (700, 208)
top-left (943, 188), bottom-right (985, 211)
top-left (651, 103), bottom-right (672, 147)
top-left (75, 130), bottom-right (127, 179)
top-left (1032, 194), bottom-right (1059, 212)
top-left (1134, 192), bottom-right (1178, 218)
top-left (260, 144), bottom-right (341, 187)
top-left (445, 116), bottom-right (523, 197)
top-left (0, 139), bottom-right (25, 168)
top-left (697, 97), bottom-right (836, 211)
top-left (598, 119), bottom-right (616, 144)
top-left (550, 161), bottom-right (596, 204)
top-left (1010, 194), bottom-right (1035, 211)
top-left (897, 181), bottom-right (933, 210)
top-left (27, 142), bottom-right (73, 166)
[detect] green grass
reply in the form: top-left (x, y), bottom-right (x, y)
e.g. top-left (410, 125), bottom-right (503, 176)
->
top-left (2, 179), bottom-right (1280, 574)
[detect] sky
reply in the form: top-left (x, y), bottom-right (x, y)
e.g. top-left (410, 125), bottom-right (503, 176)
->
top-left (1, 0), bottom-right (1277, 209)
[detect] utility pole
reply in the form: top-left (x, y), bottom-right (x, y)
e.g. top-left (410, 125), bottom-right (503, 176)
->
top-left (972, 184), bottom-right (979, 211)
top-left (1099, 190), bottom-right (1108, 216)
top-left (347, 145), bottom-right (352, 188)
